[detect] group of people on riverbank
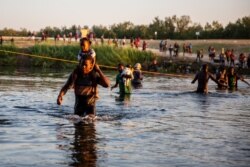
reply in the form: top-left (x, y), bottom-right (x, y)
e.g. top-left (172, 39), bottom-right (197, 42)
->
top-left (203, 47), bottom-right (250, 69)
top-left (157, 42), bottom-right (250, 69)
top-left (56, 37), bottom-right (249, 119)
top-left (106, 37), bottom-right (148, 51)
top-left (159, 41), bottom-right (181, 58)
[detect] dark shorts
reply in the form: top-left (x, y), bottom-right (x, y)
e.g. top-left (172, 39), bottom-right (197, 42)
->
top-left (74, 95), bottom-right (96, 116)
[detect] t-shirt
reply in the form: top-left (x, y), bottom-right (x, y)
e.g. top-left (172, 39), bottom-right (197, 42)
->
top-left (116, 73), bottom-right (132, 94)
top-left (60, 67), bottom-right (101, 115)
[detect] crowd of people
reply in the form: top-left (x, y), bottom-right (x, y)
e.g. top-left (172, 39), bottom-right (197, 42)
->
top-left (191, 64), bottom-right (250, 93)
top-left (2, 33), bottom-right (249, 69)
top-left (156, 41), bottom-right (250, 70)
top-left (159, 41), bottom-right (180, 57)
top-left (56, 37), bottom-right (144, 119)
top-left (206, 46), bottom-right (250, 69)
top-left (56, 37), bottom-right (144, 117)
top-left (56, 37), bottom-right (250, 120)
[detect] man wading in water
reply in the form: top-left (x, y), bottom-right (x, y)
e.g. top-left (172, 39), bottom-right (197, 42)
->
top-left (191, 64), bottom-right (226, 94)
top-left (57, 39), bottom-right (110, 119)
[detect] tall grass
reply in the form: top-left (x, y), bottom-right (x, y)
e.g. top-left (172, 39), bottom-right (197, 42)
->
top-left (93, 46), bottom-right (155, 67)
top-left (29, 45), bottom-right (155, 68)
top-left (0, 43), bottom-right (156, 69)
top-left (0, 45), bottom-right (18, 66)
top-left (29, 45), bottom-right (79, 68)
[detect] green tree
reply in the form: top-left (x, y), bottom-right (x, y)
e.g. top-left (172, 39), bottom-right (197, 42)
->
top-left (164, 17), bottom-right (175, 39)
top-left (172, 15), bottom-right (191, 39)
top-left (132, 25), bottom-right (149, 38)
top-left (186, 23), bottom-right (203, 39)
top-left (149, 17), bottom-right (167, 39)
top-left (111, 21), bottom-right (134, 38)
top-left (92, 25), bottom-right (108, 38)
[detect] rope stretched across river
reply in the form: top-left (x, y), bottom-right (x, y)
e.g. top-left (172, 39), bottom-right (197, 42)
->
top-left (0, 49), bottom-right (190, 78)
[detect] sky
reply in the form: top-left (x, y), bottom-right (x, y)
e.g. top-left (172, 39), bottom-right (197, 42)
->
top-left (1, 0), bottom-right (250, 31)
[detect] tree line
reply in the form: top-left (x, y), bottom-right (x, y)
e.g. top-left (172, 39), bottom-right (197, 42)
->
top-left (0, 15), bottom-right (250, 39)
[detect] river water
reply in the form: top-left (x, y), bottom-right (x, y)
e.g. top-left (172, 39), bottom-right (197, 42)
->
top-left (0, 68), bottom-right (250, 167)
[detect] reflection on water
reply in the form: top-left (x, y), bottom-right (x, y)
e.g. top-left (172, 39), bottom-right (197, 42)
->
top-left (0, 68), bottom-right (250, 167)
top-left (71, 123), bottom-right (97, 166)
top-left (114, 93), bottom-right (131, 106)
top-left (55, 122), bottom-right (98, 167)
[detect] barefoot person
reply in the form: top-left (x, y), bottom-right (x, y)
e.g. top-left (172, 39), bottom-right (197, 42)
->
top-left (191, 64), bottom-right (225, 94)
top-left (57, 55), bottom-right (110, 117)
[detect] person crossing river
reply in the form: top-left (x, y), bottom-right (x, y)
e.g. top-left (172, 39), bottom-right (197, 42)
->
top-left (57, 38), bottom-right (110, 118)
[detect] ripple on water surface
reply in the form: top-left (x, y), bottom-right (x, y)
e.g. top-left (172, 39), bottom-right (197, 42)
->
top-left (0, 71), bottom-right (250, 167)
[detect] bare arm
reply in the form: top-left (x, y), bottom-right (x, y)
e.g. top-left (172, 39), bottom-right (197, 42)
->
top-left (239, 75), bottom-right (250, 87)
top-left (111, 75), bottom-right (119, 91)
top-left (111, 74), bottom-right (119, 91)
top-left (111, 82), bottom-right (118, 91)
top-left (57, 72), bottom-right (74, 105)
top-left (241, 79), bottom-right (250, 86)
top-left (209, 73), bottom-right (227, 87)
top-left (209, 73), bottom-right (219, 83)
top-left (191, 73), bottom-right (198, 84)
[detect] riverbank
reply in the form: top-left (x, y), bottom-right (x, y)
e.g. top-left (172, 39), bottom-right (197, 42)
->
top-left (0, 38), bottom-right (250, 75)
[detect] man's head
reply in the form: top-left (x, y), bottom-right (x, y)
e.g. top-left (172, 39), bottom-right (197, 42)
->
top-left (117, 63), bottom-right (124, 73)
top-left (79, 55), bottom-right (95, 74)
top-left (80, 38), bottom-right (91, 52)
top-left (202, 64), bottom-right (208, 72)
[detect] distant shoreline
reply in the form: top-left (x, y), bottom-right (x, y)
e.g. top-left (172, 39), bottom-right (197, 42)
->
top-left (1, 37), bottom-right (250, 76)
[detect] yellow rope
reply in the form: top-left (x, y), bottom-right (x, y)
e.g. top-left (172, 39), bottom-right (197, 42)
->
top-left (0, 50), bottom-right (78, 64)
top-left (0, 49), bottom-right (190, 78)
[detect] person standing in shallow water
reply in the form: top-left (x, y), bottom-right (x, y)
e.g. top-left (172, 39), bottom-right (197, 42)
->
top-left (111, 63), bottom-right (132, 94)
top-left (216, 67), bottom-right (228, 90)
top-left (132, 63), bottom-right (143, 88)
top-left (57, 55), bottom-right (110, 117)
top-left (227, 67), bottom-right (250, 90)
top-left (191, 64), bottom-right (225, 94)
